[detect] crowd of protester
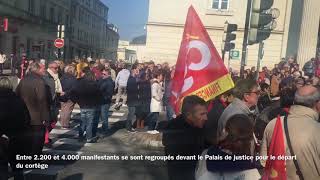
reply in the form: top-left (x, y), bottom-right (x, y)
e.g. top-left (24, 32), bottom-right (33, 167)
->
top-left (1, 54), bottom-right (320, 180)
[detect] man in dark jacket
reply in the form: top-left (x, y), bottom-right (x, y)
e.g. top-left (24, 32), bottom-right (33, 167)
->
top-left (303, 58), bottom-right (315, 78)
top-left (163, 95), bottom-right (208, 180)
top-left (70, 70), bottom-right (103, 143)
top-left (98, 68), bottom-right (114, 133)
top-left (15, 62), bottom-right (50, 156)
top-left (126, 67), bottom-right (139, 132)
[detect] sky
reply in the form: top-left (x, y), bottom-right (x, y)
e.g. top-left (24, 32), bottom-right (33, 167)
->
top-left (101, 0), bottom-right (149, 41)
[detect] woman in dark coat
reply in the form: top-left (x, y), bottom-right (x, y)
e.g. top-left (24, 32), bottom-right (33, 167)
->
top-left (0, 77), bottom-right (31, 179)
top-left (136, 72), bottom-right (151, 129)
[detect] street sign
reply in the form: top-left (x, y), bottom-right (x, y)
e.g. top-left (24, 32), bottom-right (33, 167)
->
top-left (54, 38), bottom-right (64, 49)
top-left (230, 50), bottom-right (240, 59)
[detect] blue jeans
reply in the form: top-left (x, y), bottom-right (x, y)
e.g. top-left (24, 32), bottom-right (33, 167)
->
top-left (100, 104), bottom-right (111, 131)
top-left (79, 109), bottom-right (96, 140)
top-left (166, 105), bottom-right (175, 121)
top-left (126, 106), bottom-right (136, 130)
top-left (93, 107), bottom-right (101, 137)
top-left (148, 112), bottom-right (159, 130)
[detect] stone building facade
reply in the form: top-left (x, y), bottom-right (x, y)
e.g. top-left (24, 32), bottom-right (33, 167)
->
top-left (105, 24), bottom-right (119, 60)
top-left (0, 0), bottom-right (119, 62)
top-left (145, 0), bottom-right (320, 70)
top-left (0, 0), bottom-right (70, 61)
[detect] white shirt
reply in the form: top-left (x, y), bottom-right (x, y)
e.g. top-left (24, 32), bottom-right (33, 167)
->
top-left (115, 69), bottom-right (130, 87)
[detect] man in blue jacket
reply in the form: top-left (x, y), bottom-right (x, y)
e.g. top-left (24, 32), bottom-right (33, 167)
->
top-left (98, 68), bottom-right (114, 134)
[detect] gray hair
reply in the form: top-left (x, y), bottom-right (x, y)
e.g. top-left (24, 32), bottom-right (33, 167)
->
top-left (294, 89), bottom-right (320, 108)
top-left (28, 62), bottom-right (41, 74)
top-left (64, 65), bottom-right (76, 76)
top-left (0, 77), bottom-right (13, 92)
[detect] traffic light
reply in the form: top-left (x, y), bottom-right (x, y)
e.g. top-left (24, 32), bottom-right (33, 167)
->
top-left (248, 0), bottom-right (279, 45)
top-left (223, 22), bottom-right (238, 51)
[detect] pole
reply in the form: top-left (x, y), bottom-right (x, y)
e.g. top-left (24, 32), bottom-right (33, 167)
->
top-left (228, 51), bottom-right (231, 69)
top-left (10, 54), bottom-right (13, 75)
top-left (240, 0), bottom-right (253, 78)
top-left (256, 42), bottom-right (264, 81)
top-left (222, 50), bottom-right (226, 62)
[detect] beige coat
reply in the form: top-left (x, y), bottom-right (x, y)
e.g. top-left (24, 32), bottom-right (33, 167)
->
top-left (261, 105), bottom-right (320, 180)
top-left (150, 80), bottom-right (164, 112)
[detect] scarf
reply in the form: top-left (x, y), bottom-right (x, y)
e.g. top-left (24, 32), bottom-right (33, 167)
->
top-left (47, 68), bottom-right (63, 93)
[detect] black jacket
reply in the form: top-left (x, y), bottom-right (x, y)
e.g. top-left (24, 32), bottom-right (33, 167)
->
top-left (70, 78), bottom-right (103, 109)
top-left (0, 91), bottom-right (30, 137)
top-left (138, 80), bottom-right (151, 105)
top-left (98, 77), bottom-right (114, 104)
top-left (257, 94), bottom-right (272, 112)
top-left (43, 71), bottom-right (56, 101)
top-left (126, 76), bottom-right (139, 106)
top-left (163, 115), bottom-right (205, 180)
top-left (205, 98), bottom-right (227, 146)
top-left (60, 74), bottom-right (77, 102)
top-left (163, 80), bottom-right (171, 106)
top-left (206, 146), bottom-right (261, 172)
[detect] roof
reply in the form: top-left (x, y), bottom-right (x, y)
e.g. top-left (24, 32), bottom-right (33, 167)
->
top-left (130, 35), bottom-right (146, 45)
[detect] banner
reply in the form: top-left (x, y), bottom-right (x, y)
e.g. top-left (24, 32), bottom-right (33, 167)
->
top-left (170, 5), bottom-right (234, 114)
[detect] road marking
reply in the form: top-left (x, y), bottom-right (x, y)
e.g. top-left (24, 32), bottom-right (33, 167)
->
top-left (50, 129), bottom-right (78, 137)
top-left (43, 149), bottom-right (83, 155)
top-left (109, 117), bottom-right (125, 123)
top-left (111, 112), bottom-right (125, 116)
top-left (52, 138), bottom-right (92, 147)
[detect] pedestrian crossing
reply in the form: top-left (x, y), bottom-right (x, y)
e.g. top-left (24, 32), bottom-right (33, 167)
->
top-left (46, 106), bottom-right (127, 153)
top-left (13, 106), bottom-right (128, 179)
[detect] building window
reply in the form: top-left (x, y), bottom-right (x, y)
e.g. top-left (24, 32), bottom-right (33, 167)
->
top-left (78, 8), bottom-right (81, 22)
top-left (28, 0), bottom-right (35, 14)
top-left (65, 15), bottom-right (69, 26)
top-left (212, 0), bottom-right (229, 10)
top-left (58, 12), bottom-right (62, 24)
top-left (50, 7), bottom-right (55, 22)
top-left (40, 5), bottom-right (46, 19)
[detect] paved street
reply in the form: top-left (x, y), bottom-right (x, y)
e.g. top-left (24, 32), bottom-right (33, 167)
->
top-left (8, 105), bottom-right (168, 180)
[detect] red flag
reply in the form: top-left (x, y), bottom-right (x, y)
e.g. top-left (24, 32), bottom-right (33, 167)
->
top-left (170, 6), bottom-right (234, 114)
top-left (262, 115), bottom-right (287, 180)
